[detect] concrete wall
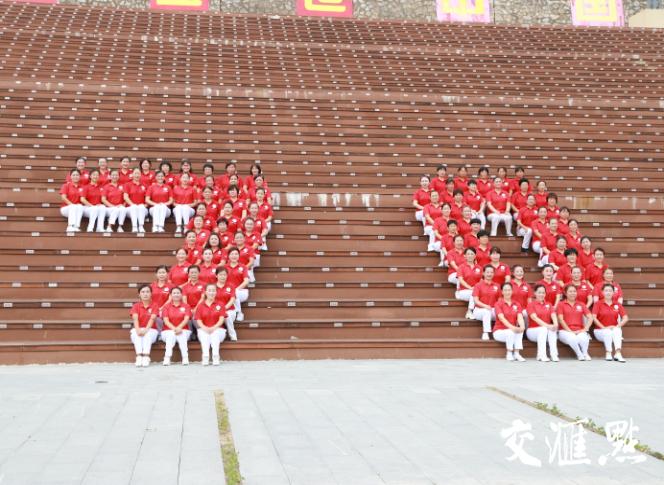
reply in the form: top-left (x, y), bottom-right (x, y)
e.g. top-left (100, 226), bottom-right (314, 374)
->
top-left (58, 0), bottom-right (652, 26)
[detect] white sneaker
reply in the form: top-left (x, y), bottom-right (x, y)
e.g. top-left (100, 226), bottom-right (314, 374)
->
top-left (465, 311), bottom-right (473, 319)
top-left (86, 228), bottom-right (94, 233)
top-left (427, 245), bottom-right (435, 252)
top-left (506, 351), bottom-right (515, 361)
top-left (614, 352), bottom-right (626, 363)
top-left (132, 227), bottom-right (138, 233)
top-left (202, 357), bottom-right (210, 366)
top-left (138, 226), bottom-right (145, 233)
top-left (230, 334), bottom-right (238, 342)
top-left (577, 355), bottom-right (585, 361)
top-left (152, 226), bottom-right (159, 233)
top-left (212, 356), bottom-right (220, 366)
top-left (481, 332), bottom-right (490, 341)
top-left (537, 356), bottom-right (551, 362)
top-left (135, 356), bottom-right (142, 367)
top-left (182, 356), bottom-right (189, 365)
top-left (73, 226), bottom-right (81, 232)
top-left (551, 356), bottom-right (560, 362)
top-left (236, 312), bottom-right (244, 322)
top-left (66, 226), bottom-right (75, 232)
top-left (175, 226), bottom-right (182, 234)
top-left (584, 353), bottom-right (592, 361)
top-left (142, 356), bottom-right (150, 367)
top-left (514, 352), bottom-right (526, 362)
top-left (163, 357), bottom-right (171, 366)
top-left (117, 227), bottom-right (124, 233)
top-left (605, 352), bottom-right (613, 361)
top-left (105, 226), bottom-right (113, 233)
top-left (438, 261), bottom-right (446, 267)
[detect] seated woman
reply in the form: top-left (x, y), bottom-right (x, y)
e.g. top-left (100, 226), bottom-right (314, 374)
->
top-left (160, 287), bottom-right (192, 366)
top-left (215, 267), bottom-right (238, 341)
top-left (225, 247), bottom-right (250, 322)
top-left (81, 170), bottom-right (106, 232)
top-left (455, 248), bottom-right (482, 320)
top-left (130, 285), bottom-right (159, 367)
top-left (488, 247), bottom-right (511, 286)
top-left (445, 234), bottom-right (466, 286)
top-left (423, 191), bottom-right (443, 251)
top-left (592, 267), bottom-right (624, 305)
top-left (172, 173), bottom-right (198, 234)
top-left (516, 193), bottom-right (538, 253)
top-left (101, 170), bottom-right (128, 233)
top-left (146, 171), bottom-right (173, 233)
top-left (493, 283), bottom-right (526, 361)
top-left (472, 265), bottom-right (501, 341)
top-left (412, 175), bottom-right (432, 225)
top-left (123, 168), bottom-right (148, 233)
top-left (592, 284), bottom-right (628, 363)
top-left (485, 177), bottom-right (513, 237)
top-left (60, 169), bottom-right (85, 232)
top-left (556, 285), bottom-right (593, 361)
top-left (526, 284), bottom-right (559, 362)
top-left (194, 284), bottom-right (227, 366)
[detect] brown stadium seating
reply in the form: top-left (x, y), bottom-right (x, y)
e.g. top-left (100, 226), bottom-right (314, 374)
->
top-left (0, 1), bottom-right (663, 363)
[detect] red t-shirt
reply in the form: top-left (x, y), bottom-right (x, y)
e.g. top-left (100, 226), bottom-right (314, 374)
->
top-left (59, 182), bottom-right (85, 207)
top-left (458, 263), bottom-right (483, 288)
top-left (472, 280), bottom-right (501, 307)
top-left (130, 301), bottom-right (159, 328)
top-left (592, 282), bottom-right (623, 303)
top-left (490, 263), bottom-right (511, 286)
top-left (475, 245), bottom-right (492, 267)
top-left (238, 246), bottom-right (255, 266)
top-left (198, 263), bottom-right (218, 285)
top-left (433, 217), bottom-right (449, 239)
top-left (453, 177), bottom-right (469, 193)
top-left (102, 184), bottom-right (125, 205)
top-left (541, 230), bottom-right (560, 252)
top-left (168, 263), bottom-right (190, 287)
top-left (225, 215), bottom-right (241, 234)
top-left (182, 281), bottom-right (206, 308)
top-left (225, 263), bottom-right (249, 289)
top-left (97, 170), bottom-right (110, 187)
top-left (457, 219), bottom-right (472, 237)
top-left (578, 250), bottom-right (595, 269)
top-left (173, 185), bottom-right (197, 205)
top-left (161, 302), bottom-right (192, 327)
top-left (140, 171), bottom-right (156, 187)
top-left (572, 281), bottom-right (593, 305)
top-left (204, 201), bottom-right (221, 220)
top-left (557, 263), bottom-right (585, 285)
top-left (557, 219), bottom-right (570, 235)
top-left (511, 192), bottom-right (530, 212)
top-left (486, 190), bottom-right (510, 212)
top-left (214, 283), bottom-right (236, 308)
top-left (83, 183), bottom-right (103, 205)
top-left (517, 207), bottom-right (538, 228)
top-left (226, 198), bottom-right (248, 218)
top-left (512, 281), bottom-right (533, 309)
top-left (566, 232), bottom-right (582, 252)
top-left (546, 206), bottom-right (560, 221)
top-left (527, 300), bottom-right (554, 328)
top-left (150, 282), bottom-right (173, 308)
top-left (412, 188), bottom-right (431, 207)
top-left (586, 263), bottom-right (609, 287)
top-left (184, 246), bottom-right (202, 265)
top-left (193, 229), bottom-right (211, 249)
top-left (163, 173), bottom-right (177, 187)
top-left (536, 279), bottom-right (561, 306)
top-left (494, 300), bottom-right (523, 331)
top-left (592, 301), bottom-right (626, 328)
top-left (147, 183), bottom-right (172, 204)
top-left (66, 169), bottom-right (90, 186)
top-left (194, 301), bottom-right (226, 328)
top-left (430, 177), bottom-right (448, 194)
top-left (445, 249), bottom-right (465, 275)
top-left (534, 192), bottom-right (548, 208)
top-left (464, 233), bottom-right (479, 249)
top-left (549, 250), bottom-right (567, 269)
top-left (531, 219), bottom-right (548, 242)
top-left (556, 300), bottom-right (591, 332)
top-left (463, 192), bottom-right (483, 212)
top-left (118, 169), bottom-right (132, 185)
top-left (449, 202), bottom-right (464, 221)
top-left (124, 182), bottom-right (147, 204)
top-left (476, 179), bottom-right (493, 197)
top-left (439, 190), bottom-right (455, 206)
top-left (440, 233), bottom-right (456, 252)
top-left (423, 203), bottom-right (443, 224)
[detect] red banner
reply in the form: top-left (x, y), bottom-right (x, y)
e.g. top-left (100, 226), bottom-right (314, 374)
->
top-left (149, 0), bottom-right (208, 11)
top-left (296, 0), bottom-right (353, 18)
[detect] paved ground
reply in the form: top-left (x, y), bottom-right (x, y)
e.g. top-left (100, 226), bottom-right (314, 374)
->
top-left (0, 359), bottom-right (663, 485)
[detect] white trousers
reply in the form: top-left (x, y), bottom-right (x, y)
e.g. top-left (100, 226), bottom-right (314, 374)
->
top-left (149, 204), bottom-right (171, 229)
top-left (473, 308), bottom-right (495, 333)
top-left (130, 328), bottom-right (158, 355)
top-left (235, 288), bottom-right (249, 315)
top-left (558, 330), bottom-right (590, 358)
top-left (198, 327), bottom-right (227, 358)
top-left (487, 212), bottom-right (513, 236)
top-left (60, 205), bottom-right (84, 229)
top-left (83, 205), bottom-right (106, 231)
top-left (594, 327), bottom-right (623, 352)
top-left (532, 241), bottom-right (542, 254)
top-left (415, 210), bottom-right (424, 223)
top-left (447, 273), bottom-right (458, 286)
top-left (494, 329), bottom-right (524, 350)
top-left (128, 204), bottom-right (147, 229)
top-left (526, 327), bottom-right (559, 359)
top-left (161, 329), bottom-right (191, 358)
top-left (472, 210), bottom-right (487, 229)
top-left (106, 206), bottom-right (127, 226)
top-left (424, 225), bottom-right (437, 249)
top-left (173, 205), bottom-right (195, 226)
top-left (517, 226), bottom-right (533, 249)
top-left (455, 288), bottom-right (475, 310)
top-left (226, 310), bottom-right (237, 339)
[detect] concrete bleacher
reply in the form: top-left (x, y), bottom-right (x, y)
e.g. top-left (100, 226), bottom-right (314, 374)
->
top-left (0, 1), bottom-right (662, 363)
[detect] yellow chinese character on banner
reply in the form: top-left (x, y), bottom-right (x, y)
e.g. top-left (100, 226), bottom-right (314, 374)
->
top-left (576, 0), bottom-right (618, 22)
top-left (304, 0), bottom-right (349, 13)
top-left (440, 0), bottom-right (486, 15)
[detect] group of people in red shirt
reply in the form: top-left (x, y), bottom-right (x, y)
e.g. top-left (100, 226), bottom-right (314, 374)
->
top-left (60, 157), bottom-right (274, 367)
top-left (413, 164), bottom-right (629, 363)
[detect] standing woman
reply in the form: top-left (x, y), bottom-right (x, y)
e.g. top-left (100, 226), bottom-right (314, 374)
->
top-left (592, 284), bottom-right (628, 362)
top-left (101, 170), bottom-right (128, 232)
top-left (194, 284), bottom-right (227, 366)
top-left (172, 173), bottom-right (198, 234)
top-left (412, 175), bottom-right (432, 225)
top-left (139, 159), bottom-right (156, 187)
top-left (97, 157), bottom-right (110, 186)
top-left (511, 265), bottom-right (533, 323)
top-left (160, 287), bottom-right (192, 366)
top-left (146, 171), bottom-right (173, 233)
top-left (526, 284), bottom-right (559, 362)
top-left (557, 285), bottom-right (593, 361)
top-left (60, 169), bottom-right (86, 232)
top-left (168, 248), bottom-right (191, 287)
top-left (493, 283), bottom-right (526, 362)
top-left (123, 168), bottom-right (148, 233)
top-left (215, 268), bottom-right (238, 341)
top-left (455, 248), bottom-right (482, 320)
top-left (160, 161), bottom-right (177, 187)
top-left (80, 169), bottom-right (107, 232)
top-left (130, 285), bottom-right (159, 367)
top-left (472, 265), bottom-right (501, 341)
top-left (225, 247), bottom-right (250, 322)
top-left (118, 156), bottom-right (133, 185)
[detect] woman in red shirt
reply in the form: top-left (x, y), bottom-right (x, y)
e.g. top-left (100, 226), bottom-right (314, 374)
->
top-left (453, 166), bottom-right (469, 193)
top-left (150, 266), bottom-right (173, 315)
top-left (172, 173), bottom-right (198, 234)
top-left (423, 191), bottom-right (443, 251)
top-left (556, 285), bottom-right (593, 361)
top-left (159, 161), bottom-right (177, 188)
top-left (146, 171), bottom-right (173, 233)
top-left (569, 266), bottom-right (593, 308)
top-left (123, 168), bottom-right (148, 233)
top-left (488, 248), bottom-right (511, 286)
top-left (60, 169), bottom-right (86, 232)
top-left (118, 157), bottom-right (133, 185)
top-left (226, 247), bottom-right (250, 322)
top-left (463, 180), bottom-right (486, 229)
top-left (577, 236), bottom-right (595, 269)
top-left (525, 284), bottom-right (560, 362)
top-left (516, 193), bottom-right (538, 253)
top-left (176, 160), bottom-right (197, 188)
top-left (254, 189), bottom-right (274, 232)
top-left (159, 287), bottom-right (192, 366)
top-left (198, 249), bottom-right (219, 285)
top-left (139, 159), bottom-right (156, 187)
top-left (205, 234), bottom-right (228, 267)
top-left (476, 167), bottom-right (493, 197)
top-left (486, 178), bottom-right (513, 237)
top-left (97, 157), bottom-right (110, 186)
top-left (243, 163), bottom-right (264, 192)
top-left (412, 175), bottom-right (432, 226)
top-left (592, 284), bottom-right (628, 362)
top-left (194, 284), bottom-right (227, 366)
top-left (225, 185), bottom-right (249, 220)
top-left (169, 248), bottom-right (191, 287)
top-left (586, 248), bottom-right (609, 287)
top-left (455, 248), bottom-right (482, 319)
top-left (548, 236), bottom-right (568, 272)
top-left (472, 265), bottom-right (501, 340)
top-left (81, 169), bottom-right (106, 232)
top-left (445, 235), bottom-right (466, 286)
top-left (533, 180), bottom-right (549, 208)
top-left (215, 267), bottom-right (238, 341)
top-left (130, 284), bottom-right (159, 367)
top-left (101, 170), bottom-right (128, 233)
top-left (537, 265), bottom-right (562, 307)
top-left (247, 175), bottom-right (271, 203)
top-left (66, 157), bottom-right (90, 186)
top-left (592, 268), bottom-right (624, 306)
top-left (510, 265), bottom-right (533, 316)
top-left (565, 220), bottom-right (583, 252)
top-left (493, 283), bottom-right (526, 361)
